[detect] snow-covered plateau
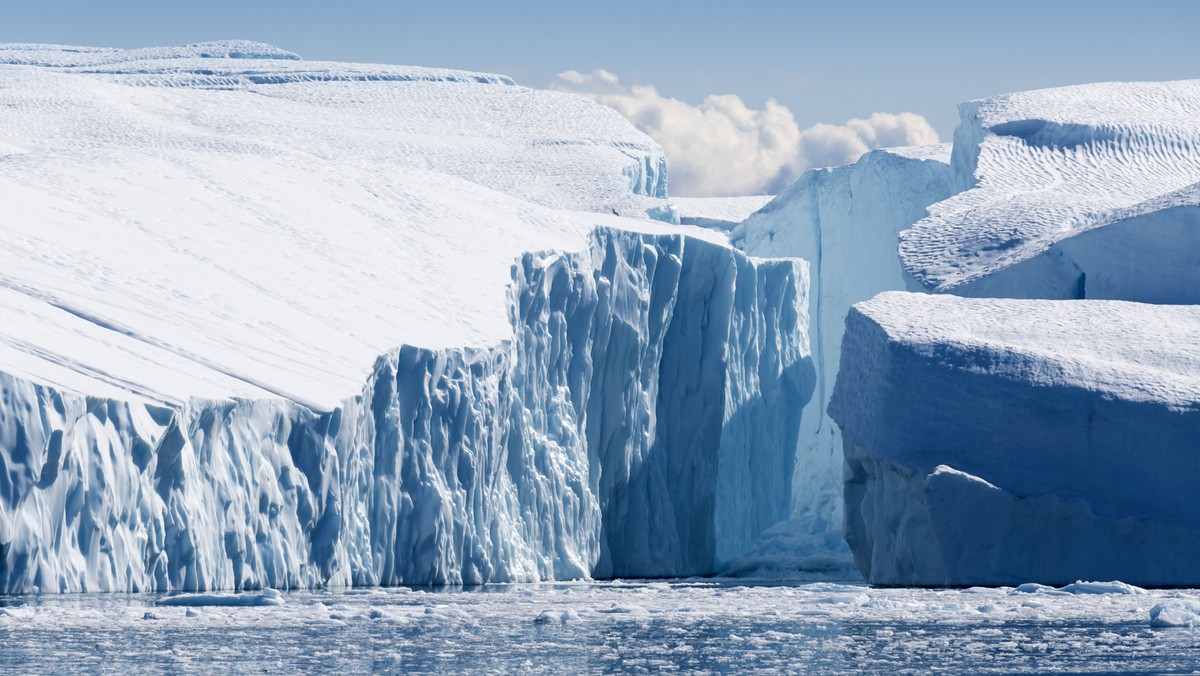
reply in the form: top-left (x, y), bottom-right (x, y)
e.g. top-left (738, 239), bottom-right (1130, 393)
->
top-left (0, 42), bottom-right (816, 592)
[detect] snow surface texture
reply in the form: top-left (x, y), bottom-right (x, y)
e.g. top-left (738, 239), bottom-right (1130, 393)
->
top-left (829, 292), bottom-right (1200, 586)
top-left (0, 43), bottom-right (816, 592)
top-left (900, 80), bottom-right (1200, 300)
top-left (729, 146), bottom-right (954, 573)
top-left (0, 223), bottom-right (812, 593)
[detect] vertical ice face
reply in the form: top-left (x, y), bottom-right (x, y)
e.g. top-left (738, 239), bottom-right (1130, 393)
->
top-left (0, 228), bottom-right (812, 593)
top-left (730, 147), bottom-right (954, 561)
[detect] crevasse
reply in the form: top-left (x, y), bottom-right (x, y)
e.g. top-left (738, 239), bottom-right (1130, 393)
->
top-left (0, 227), bottom-right (812, 593)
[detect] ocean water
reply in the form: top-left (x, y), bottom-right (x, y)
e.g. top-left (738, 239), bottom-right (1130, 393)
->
top-left (2, 581), bottom-right (1199, 674)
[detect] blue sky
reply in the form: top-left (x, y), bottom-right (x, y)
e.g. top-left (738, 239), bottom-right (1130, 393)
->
top-left (5, 0), bottom-right (1198, 138)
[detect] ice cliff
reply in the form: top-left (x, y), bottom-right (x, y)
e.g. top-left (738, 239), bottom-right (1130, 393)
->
top-left (735, 78), bottom-right (1200, 586)
top-left (829, 292), bottom-right (1200, 587)
top-left (730, 146), bottom-right (954, 568)
top-left (0, 229), bottom-right (810, 593)
top-left (0, 43), bottom-right (814, 592)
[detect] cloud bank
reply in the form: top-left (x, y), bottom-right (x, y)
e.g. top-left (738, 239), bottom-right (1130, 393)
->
top-left (551, 69), bottom-right (939, 197)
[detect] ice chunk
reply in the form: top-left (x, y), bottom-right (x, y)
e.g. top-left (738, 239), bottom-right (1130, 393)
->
top-left (1059, 581), bottom-right (1145, 596)
top-left (1150, 598), bottom-right (1200, 628)
top-left (1012, 581), bottom-right (1144, 596)
top-left (157, 589), bottom-right (284, 607)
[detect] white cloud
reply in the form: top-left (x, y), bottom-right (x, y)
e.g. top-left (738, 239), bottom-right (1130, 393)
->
top-left (551, 70), bottom-right (940, 197)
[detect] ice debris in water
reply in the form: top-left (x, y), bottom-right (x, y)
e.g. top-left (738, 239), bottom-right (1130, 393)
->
top-left (156, 589), bottom-right (284, 607)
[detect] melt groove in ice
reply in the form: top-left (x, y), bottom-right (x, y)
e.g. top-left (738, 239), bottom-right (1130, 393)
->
top-left (0, 227), bottom-right (812, 593)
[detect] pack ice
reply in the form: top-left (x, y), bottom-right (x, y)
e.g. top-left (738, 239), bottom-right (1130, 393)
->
top-left (0, 42), bottom-right (814, 592)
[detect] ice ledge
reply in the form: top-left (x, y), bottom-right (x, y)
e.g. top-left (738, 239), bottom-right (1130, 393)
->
top-left (901, 79), bottom-right (1200, 296)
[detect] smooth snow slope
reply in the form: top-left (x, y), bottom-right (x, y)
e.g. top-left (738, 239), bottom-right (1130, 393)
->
top-left (731, 146), bottom-right (954, 564)
top-left (0, 41), bottom-right (676, 411)
top-left (900, 80), bottom-right (1200, 300)
top-left (829, 292), bottom-right (1200, 586)
top-left (0, 42), bottom-right (815, 592)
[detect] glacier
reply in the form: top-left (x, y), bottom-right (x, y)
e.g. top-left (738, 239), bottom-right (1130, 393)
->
top-left (0, 43), bottom-right (816, 592)
top-left (736, 79), bottom-right (1200, 586)
top-left (829, 292), bottom-right (1200, 587)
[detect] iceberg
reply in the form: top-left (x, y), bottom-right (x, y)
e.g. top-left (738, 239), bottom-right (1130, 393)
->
top-left (829, 292), bottom-right (1200, 587)
top-left (731, 146), bottom-right (954, 563)
top-left (0, 229), bottom-right (811, 592)
top-left (900, 80), bottom-right (1200, 302)
top-left (0, 43), bottom-right (814, 592)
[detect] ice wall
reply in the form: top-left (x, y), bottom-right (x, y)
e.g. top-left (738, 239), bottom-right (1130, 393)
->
top-left (0, 228), bottom-right (812, 593)
top-left (829, 292), bottom-right (1200, 586)
top-left (731, 147), bottom-right (954, 551)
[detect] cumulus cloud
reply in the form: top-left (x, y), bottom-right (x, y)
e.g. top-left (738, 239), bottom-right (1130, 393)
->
top-left (551, 70), bottom-right (939, 197)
